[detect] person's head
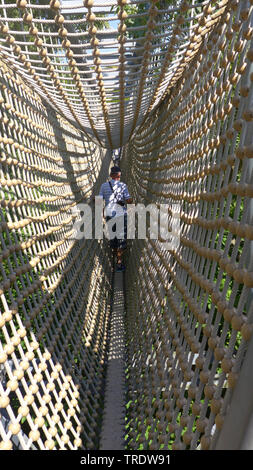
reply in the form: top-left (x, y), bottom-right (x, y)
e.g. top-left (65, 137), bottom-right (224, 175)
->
top-left (110, 166), bottom-right (121, 180)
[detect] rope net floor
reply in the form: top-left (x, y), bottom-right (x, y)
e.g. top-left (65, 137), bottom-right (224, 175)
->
top-left (0, 0), bottom-right (253, 451)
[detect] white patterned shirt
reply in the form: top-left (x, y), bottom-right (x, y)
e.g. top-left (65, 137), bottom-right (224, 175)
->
top-left (99, 179), bottom-right (131, 217)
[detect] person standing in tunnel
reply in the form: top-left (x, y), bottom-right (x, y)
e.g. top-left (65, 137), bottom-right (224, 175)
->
top-left (99, 166), bottom-right (132, 272)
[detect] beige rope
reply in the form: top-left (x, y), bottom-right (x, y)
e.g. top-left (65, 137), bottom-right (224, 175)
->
top-left (0, 59), bottom-right (111, 449)
top-left (0, 0), bottom-right (216, 148)
top-left (121, 0), bottom-right (253, 450)
top-left (0, 0), bottom-right (253, 452)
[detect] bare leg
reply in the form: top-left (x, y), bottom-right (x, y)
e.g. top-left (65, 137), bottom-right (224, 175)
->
top-left (116, 248), bottom-right (124, 265)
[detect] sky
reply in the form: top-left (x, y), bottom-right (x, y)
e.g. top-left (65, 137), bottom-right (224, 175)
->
top-left (61, 0), bottom-right (121, 87)
top-left (61, 0), bottom-right (120, 46)
top-left (61, 0), bottom-right (118, 15)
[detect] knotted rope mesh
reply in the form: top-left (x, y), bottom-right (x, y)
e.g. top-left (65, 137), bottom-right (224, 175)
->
top-left (122, 0), bottom-right (253, 450)
top-left (0, 0), bottom-right (252, 451)
top-left (0, 57), bottom-right (112, 449)
top-left (0, 0), bottom-right (225, 148)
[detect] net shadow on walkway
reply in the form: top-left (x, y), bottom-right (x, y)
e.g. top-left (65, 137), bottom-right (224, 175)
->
top-left (100, 271), bottom-right (126, 451)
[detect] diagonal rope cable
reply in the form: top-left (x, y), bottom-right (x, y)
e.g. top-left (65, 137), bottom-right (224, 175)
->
top-left (0, 0), bottom-right (218, 148)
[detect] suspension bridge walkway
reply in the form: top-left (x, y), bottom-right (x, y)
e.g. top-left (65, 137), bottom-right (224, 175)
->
top-left (0, 0), bottom-right (253, 451)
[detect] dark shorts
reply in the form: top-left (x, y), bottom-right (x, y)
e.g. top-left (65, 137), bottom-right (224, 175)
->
top-left (106, 214), bottom-right (127, 250)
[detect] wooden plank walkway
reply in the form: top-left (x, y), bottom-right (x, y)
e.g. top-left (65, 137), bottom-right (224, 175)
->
top-left (100, 271), bottom-right (126, 450)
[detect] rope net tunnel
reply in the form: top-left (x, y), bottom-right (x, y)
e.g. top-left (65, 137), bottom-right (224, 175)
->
top-left (0, 0), bottom-right (253, 451)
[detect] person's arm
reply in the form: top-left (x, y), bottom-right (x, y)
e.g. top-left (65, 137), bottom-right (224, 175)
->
top-left (123, 184), bottom-right (133, 204)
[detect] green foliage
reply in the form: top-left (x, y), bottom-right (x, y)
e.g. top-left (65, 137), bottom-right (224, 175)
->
top-left (111, 0), bottom-right (206, 40)
top-left (111, 1), bottom-right (176, 39)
